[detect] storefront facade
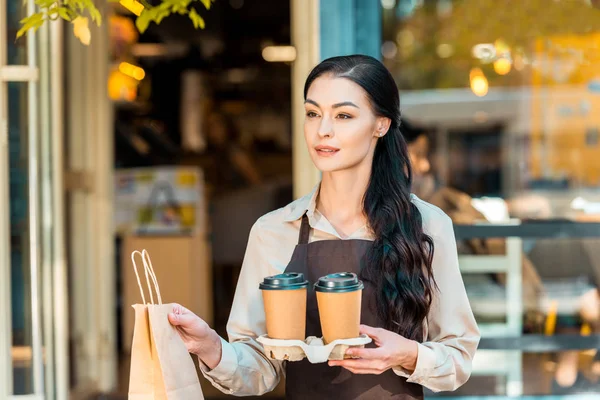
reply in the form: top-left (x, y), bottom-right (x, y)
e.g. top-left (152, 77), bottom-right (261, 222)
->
top-left (1, 0), bottom-right (114, 398)
top-left (2, 0), bottom-right (600, 399)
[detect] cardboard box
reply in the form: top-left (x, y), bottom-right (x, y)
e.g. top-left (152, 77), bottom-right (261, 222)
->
top-left (121, 234), bottom-right (213, 353)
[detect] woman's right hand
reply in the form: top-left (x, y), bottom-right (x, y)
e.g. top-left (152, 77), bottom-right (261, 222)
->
top-left (168, 303), bottom-right (223, 370)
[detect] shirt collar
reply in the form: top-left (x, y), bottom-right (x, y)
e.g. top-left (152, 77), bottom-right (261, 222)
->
top-left (283, 183), bottom-right (320, 222)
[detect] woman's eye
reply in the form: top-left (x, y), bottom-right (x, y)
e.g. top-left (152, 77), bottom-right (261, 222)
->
top-left (306, 111), bottom-right (319, 118)
top-left (337, 114), bottom-right (352, 119)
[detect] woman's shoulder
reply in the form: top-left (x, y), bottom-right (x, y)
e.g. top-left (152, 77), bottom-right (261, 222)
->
top-left (252, 194), bottom-right (310, 234)
top-left (410, 193), bottom-right (453, 236)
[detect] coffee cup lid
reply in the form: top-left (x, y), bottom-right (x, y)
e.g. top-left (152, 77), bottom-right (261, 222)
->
top-left (314, 272), bottom-right (364, 293)
top-left (259, 272), bottom-right (309, 291)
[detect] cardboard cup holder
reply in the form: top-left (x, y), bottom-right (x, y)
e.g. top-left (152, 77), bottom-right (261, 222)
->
top-left (257, 334), bottom-right (372, 364)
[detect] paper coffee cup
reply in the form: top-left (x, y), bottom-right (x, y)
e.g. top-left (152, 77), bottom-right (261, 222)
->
top-left (259, 272), bottom-right (309, 340)
top-left (315, 272), bottom-right (364, 344)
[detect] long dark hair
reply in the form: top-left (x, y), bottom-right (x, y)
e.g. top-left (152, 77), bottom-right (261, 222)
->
top-left (304, 55), bottom-right (436, 341)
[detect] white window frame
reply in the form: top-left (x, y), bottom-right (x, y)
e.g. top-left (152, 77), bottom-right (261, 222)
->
top-left (0, 1), bottom-right (68, 399)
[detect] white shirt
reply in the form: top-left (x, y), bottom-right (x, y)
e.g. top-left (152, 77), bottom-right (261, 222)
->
top-left (199, 184), bottom-right (480, 395)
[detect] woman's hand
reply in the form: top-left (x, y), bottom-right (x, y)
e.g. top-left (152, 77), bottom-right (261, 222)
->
top-left (328, 325), bottom-right (418, 375)
top-left (168, 303), bottom-right (222, 370)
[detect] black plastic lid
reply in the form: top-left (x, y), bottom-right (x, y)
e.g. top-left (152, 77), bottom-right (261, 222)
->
top-left (314, 272), bottom-right (364, 293)
top-left (259, 272), bottom-right (309, 291)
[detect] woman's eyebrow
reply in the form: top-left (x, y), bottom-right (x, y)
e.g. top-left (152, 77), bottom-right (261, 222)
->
top-left (304, 99), bottom-right (359, 109)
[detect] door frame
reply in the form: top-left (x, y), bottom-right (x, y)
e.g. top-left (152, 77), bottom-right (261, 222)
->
top-left (0, 1), bottom-right (68, 399)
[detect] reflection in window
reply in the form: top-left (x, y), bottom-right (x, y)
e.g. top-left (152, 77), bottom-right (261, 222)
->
top-left (385, 1), bottom-right (600, 397)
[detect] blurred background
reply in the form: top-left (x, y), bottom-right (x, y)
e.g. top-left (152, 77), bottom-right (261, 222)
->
top-left (2, 0), bottom-right (600, 399)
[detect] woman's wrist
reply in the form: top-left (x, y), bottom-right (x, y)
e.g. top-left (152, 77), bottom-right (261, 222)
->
top-left (194, 329), bottom-right (223, 370)
top-left (395, 339), bottom-right (419, 373)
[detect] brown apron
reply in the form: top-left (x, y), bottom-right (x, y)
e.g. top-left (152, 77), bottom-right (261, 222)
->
top-left (283, 214), bottom-right (424, 399)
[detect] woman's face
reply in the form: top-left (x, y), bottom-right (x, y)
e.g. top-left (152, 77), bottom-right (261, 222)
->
top-left (304, 75), bottom-right (390, 173)
top-left (407, 135), bottom-right (431, 176)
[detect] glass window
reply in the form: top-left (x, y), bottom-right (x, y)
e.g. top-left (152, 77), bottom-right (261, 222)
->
top-left (9, 82), bottom-right (33, 395)
top-left (6, 0), bottom-right (27, 65)
top-left (384, 0), bottom-right (600, 397)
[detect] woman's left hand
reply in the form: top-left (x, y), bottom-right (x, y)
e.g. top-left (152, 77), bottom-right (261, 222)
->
top-left (328, 325), bottom-right (419, 375)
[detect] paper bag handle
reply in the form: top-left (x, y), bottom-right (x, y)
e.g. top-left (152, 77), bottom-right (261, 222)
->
top-left (131, 249), bottom-right (163, 305)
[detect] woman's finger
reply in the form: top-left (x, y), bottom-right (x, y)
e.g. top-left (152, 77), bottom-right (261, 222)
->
top-left (168, 309), bottom-right (196, 327)
top-left (339, 366), bottom-right (385, 375)
top-left (168, 312), bottom-right (186, 326)
top-left (345, 346), bottom-right (385, 360)
top-left (171, 303), bottom-right (191, 315)
top-left (329, 358), bottom-right (385, 371)
top-left (168, 312), bottom-right (179, 325)
top-left (359, 324), bottom-right (384, 341)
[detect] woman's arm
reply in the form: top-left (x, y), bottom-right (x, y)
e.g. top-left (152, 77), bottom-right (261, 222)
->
top-left (176, 219), bottom-right (284, 396)
top-left (328, 210), bottom-right (480, 392)
top-left (392, 212), bottom-right (480, 391)
top-left (428, 187), bottom-right (486, 221)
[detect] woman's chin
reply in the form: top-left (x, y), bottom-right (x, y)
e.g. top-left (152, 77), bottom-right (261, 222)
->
top-left (313, 162), bottom-right (345, 174)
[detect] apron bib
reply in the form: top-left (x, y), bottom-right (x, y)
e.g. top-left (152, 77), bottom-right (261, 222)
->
top-left (283, 214), bottom-right (424, 400)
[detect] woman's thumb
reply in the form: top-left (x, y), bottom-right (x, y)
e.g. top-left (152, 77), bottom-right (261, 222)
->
top-left (168, 303), bottom-right (193, 326)
top-left (169, 311), bottom-right (196, 326)
top-left (168, 312), bottom-right (182, 325)
top-left (359, 324), bottom-right (382, 340)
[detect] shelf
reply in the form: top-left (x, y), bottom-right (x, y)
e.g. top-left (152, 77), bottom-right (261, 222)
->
top-left (454, 221), bottom-right (600, 239)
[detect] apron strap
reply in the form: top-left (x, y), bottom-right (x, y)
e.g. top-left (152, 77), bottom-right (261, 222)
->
top-left (298, 213), bottom-right (310, 245)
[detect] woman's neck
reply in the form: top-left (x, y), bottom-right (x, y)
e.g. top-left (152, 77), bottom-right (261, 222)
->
top-left (317, 165), bottom-right (371, 237)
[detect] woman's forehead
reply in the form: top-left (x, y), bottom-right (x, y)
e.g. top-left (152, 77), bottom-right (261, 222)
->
top-left (306, 76), bottom-right (369, 106)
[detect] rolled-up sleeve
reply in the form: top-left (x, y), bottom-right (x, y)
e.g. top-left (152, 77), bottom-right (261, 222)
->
top-left (199, 219), bottom-right (284, 396)
top-left (393, 212), bottom-right (480, 392)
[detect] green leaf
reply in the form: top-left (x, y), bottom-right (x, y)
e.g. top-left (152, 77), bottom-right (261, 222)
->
top-left (19, 12), bottom-right (43, 25)
top-left (16, 26), bottom-right (28, 39)
top-left (58, 7), bottom-right (72, 21)
top-left (135, 10), bottom-right (152, 33)
top-left (154, 9), bottom-right (170, 24)
top-left (200, 0), bottom-right (211, 10)
top-left (170, 0), bottom-right (191, 13)
top-left (70, 0), bottom-right (84, 12)
top-left (189, 8), bottom-right (204, 29)
top-left (36, 0), bottom-right (57, 8)
top-left (89, 7), bottom-right (102, 25)
top-left (16, 13), bottom-right (45, 39)
top-left (188, 9), bottom-right (198, 29)
top-left (33, 19), bottom-right (44, 32)
top-left (147, 7), bottom-right (160, 20)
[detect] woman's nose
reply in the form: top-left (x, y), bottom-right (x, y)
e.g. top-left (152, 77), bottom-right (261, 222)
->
top-left (318, 118), bottom-right (333, 138)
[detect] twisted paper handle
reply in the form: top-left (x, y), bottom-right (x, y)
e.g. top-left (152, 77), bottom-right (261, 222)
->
top-left (131, 249), bottom-right (163, 305)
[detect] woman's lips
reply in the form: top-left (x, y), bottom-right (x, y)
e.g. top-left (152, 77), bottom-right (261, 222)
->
top-left (315, 146), bottom-right (340, 157)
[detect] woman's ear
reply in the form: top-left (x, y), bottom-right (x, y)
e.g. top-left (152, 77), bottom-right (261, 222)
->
top-left (373, 117), bottom-right (392, 138)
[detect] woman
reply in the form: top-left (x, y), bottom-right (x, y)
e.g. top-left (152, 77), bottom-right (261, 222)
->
top-left (400, 119), bottom-right (486, 225)
top-left (401, 119), bottom-right (544, 309)
top-left (168, 55), bottom-right (480, 399)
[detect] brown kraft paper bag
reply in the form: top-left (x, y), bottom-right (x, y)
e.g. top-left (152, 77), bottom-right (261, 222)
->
top-left (128, 249), bottom-right (205, 400)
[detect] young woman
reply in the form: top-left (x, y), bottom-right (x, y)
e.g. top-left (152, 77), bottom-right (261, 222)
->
top-left (168, 55), bottom-right (480, 399)
top-left (400, 119), bottom-right (484, 224)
